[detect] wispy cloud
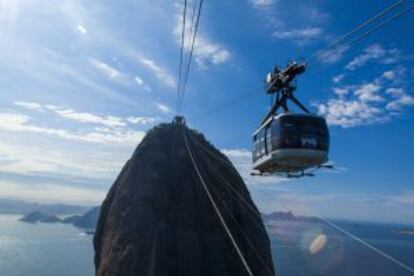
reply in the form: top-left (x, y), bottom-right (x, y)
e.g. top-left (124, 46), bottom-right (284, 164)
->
top-left (386, 88), bottom-right (414, 111)
top-left (0, 180), bottom-right (106, 205)
top-left (317, 60), bottom-right (413, 127)
top-left (272, 27), bottom-right (323, 41)
top-left (249, 0), bottom-right (329, 44)
top-left (135, 55), bottom-right (176, 88)
top-left (316, 44), bottom-right (414, 127)
top-left (317, 98), bottom-right (385, 128)
top-left (346, 44), bottom-right (400, 71)
top-left (134, 76), bottom-right (152, 92)
top-left (157, 103), bottom-right (172, 114)
top-left (0, 112), bottom-right (145, 145)
top-left (14, 101), bottom-right (44, 111)
top-left (76, 24), bottom-right (88, 34)
top-left (173, 1), bottom-right (231, 68)
top-left (89, 58), bottom-right (124, 82)
top-left (14, 101), bottom-right (158, 128)
top-left (55, 109), bottom-right (126, 127)
top-left (248, 0), bottom-right (274, 7)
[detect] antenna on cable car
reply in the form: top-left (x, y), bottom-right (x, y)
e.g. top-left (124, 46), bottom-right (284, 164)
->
top-left (261, 61), bottom-right (309, 125)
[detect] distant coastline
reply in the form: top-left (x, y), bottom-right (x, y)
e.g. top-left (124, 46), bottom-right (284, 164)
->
top-left (393, 229), bottom-right (414, 236)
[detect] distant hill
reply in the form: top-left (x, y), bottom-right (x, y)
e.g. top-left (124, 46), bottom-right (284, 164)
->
top-left (19, 206), bottom-right (100, 230)
top-left (0, 198), bottom-right (91, 215)
top-left (19, 211), bottom-right (61, 223)
top-left (62, 215), bottom-right (82, 224)
top-left (263, 211), bottom-right (296, 221)
top-left (263, 211), bottom-right (322, 223)
top-left (74, 207), bottom-right (100, 229)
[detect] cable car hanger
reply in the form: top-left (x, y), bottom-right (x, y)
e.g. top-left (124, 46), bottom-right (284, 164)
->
top-left (261, 61), bottom-right (308, 125)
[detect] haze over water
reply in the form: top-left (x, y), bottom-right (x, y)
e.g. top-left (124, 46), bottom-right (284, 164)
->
top-left (1, 214), bottom-right (413, 276)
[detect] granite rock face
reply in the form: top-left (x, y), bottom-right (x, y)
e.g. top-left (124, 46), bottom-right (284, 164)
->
top-left (94, 123), bottom-right (274, 276)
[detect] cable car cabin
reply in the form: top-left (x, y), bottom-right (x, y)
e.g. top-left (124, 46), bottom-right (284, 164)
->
top-left (252, 113), bottom-right (329, 174)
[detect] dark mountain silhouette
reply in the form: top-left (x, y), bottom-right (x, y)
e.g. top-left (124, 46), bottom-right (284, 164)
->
top-left (94, 123), bottom-right (274, 276)
top-left (263, 211), bottom-right (296, 221)
top-left (19, 211), bottom-right (61, 223)
top-left (61, 215), bottom-right (82, 224)
top-left (0, 198), bottom-right (91, 215)
top-left (74, 206), bottom-right (100, 229)
top-left (263, 211), bottom-right (323, 224)
top-left (18, 206), bottom-right (99, 230)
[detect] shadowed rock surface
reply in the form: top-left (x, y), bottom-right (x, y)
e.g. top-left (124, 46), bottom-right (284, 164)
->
top-left (94, 123), bottom-right (274, 276)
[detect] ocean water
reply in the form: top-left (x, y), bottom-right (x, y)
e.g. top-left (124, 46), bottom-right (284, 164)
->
top-left (269, 220), bottom-right (414, 276)
top-left (0, 214), bottom-right (413, 276)
top-left (0, 215), bottom-right (94, 276)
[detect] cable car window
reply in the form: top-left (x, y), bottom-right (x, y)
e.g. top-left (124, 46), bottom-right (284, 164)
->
top-left (260, 129), bottom-right (266, 156)
top-left (252, 134), bottom-right (258, 162)
top-left (271, 119), bottom-right (280, 150)
top-left (266, 124), bottom-right (272, 153)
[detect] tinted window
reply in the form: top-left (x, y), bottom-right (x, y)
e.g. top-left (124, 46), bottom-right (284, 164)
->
top-left (278, 115), bottom-right (329, 151)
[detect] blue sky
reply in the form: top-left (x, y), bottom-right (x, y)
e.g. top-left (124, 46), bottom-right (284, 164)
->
top-left (0, 0), bottom-right (413, 224)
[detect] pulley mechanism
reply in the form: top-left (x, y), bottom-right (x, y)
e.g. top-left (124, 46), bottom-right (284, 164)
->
top-left (262, 61), bottom-right (309, 124)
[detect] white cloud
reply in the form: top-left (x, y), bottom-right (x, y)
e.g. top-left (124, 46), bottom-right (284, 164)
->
top-left (0, 180), bottom-right (105, 205)
top-left (333, 87), bottom-right (350, 97)
top-left (332, 74), bottom-right (345, 84)
top-left (386, 94), bottom-right (414, 111)
top-left (134, 76), bottom-right (151, 92)
top-left (173, 3), bottom-right (231, 68)
top-left (136, 55), bottom-right (176, 88)
top-left (319, 56), bottom-right (414, 128)
top-left (127, 116), bottom-right (158, 125)
top-left (14, 101), bottom-right (44, 111)
top-left (318, 66), bottom-right (413, 127)
top-left (317, 99), bottom-right (384, 128)
top-left (0, 140), bottom-right (125, 179)
top-left (14, 101), bottom-right (159, 128)
top-left (89, 58), bottom-right (123, 80)
top-left (248, 0), bottom-right (274, 7)
top-left (194, 37), bottom-right (231, 67)
top-left (382, 70), bottom-right (395, 80)
top-left (346, 44), bottom-right (400, 71)
top-left (272, 27), bottom-right (323, 41)
top-left (134, 76), bottom-right (144, 85)
top-left (0, 112), bottom-right (145, 145)
top-left (76, 24), bottom-right (88, 34)
top-left (354, 83), bottom-right (383, 102)
top-left (55, 108), bottom-right (126, 127)
top-left (157, 103), bottom-right (172, 114)
top-left (249, 1), bottom-right (328, 45)
top-left (386, 87), bottom-right (405, 97)
top-left (318, 45), bottom-right (349, 64)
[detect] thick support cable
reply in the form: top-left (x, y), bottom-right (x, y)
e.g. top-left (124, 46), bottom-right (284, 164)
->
top-left (176, 0), bottom-right (188, 115)
top-left (308, 0), bottom-right (406, 64)
top-left (310, 5), bottom-right (414, 67)
top-left (182, 128), bottom-right (254, 276)
top-left (188, 136), bottom-right (274, 276)
top-left (178, 0), bottom-right (204, 115)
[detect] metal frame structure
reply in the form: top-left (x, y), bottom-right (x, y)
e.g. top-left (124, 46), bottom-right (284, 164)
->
top-left (261, 61), bottom-right (309, 125)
